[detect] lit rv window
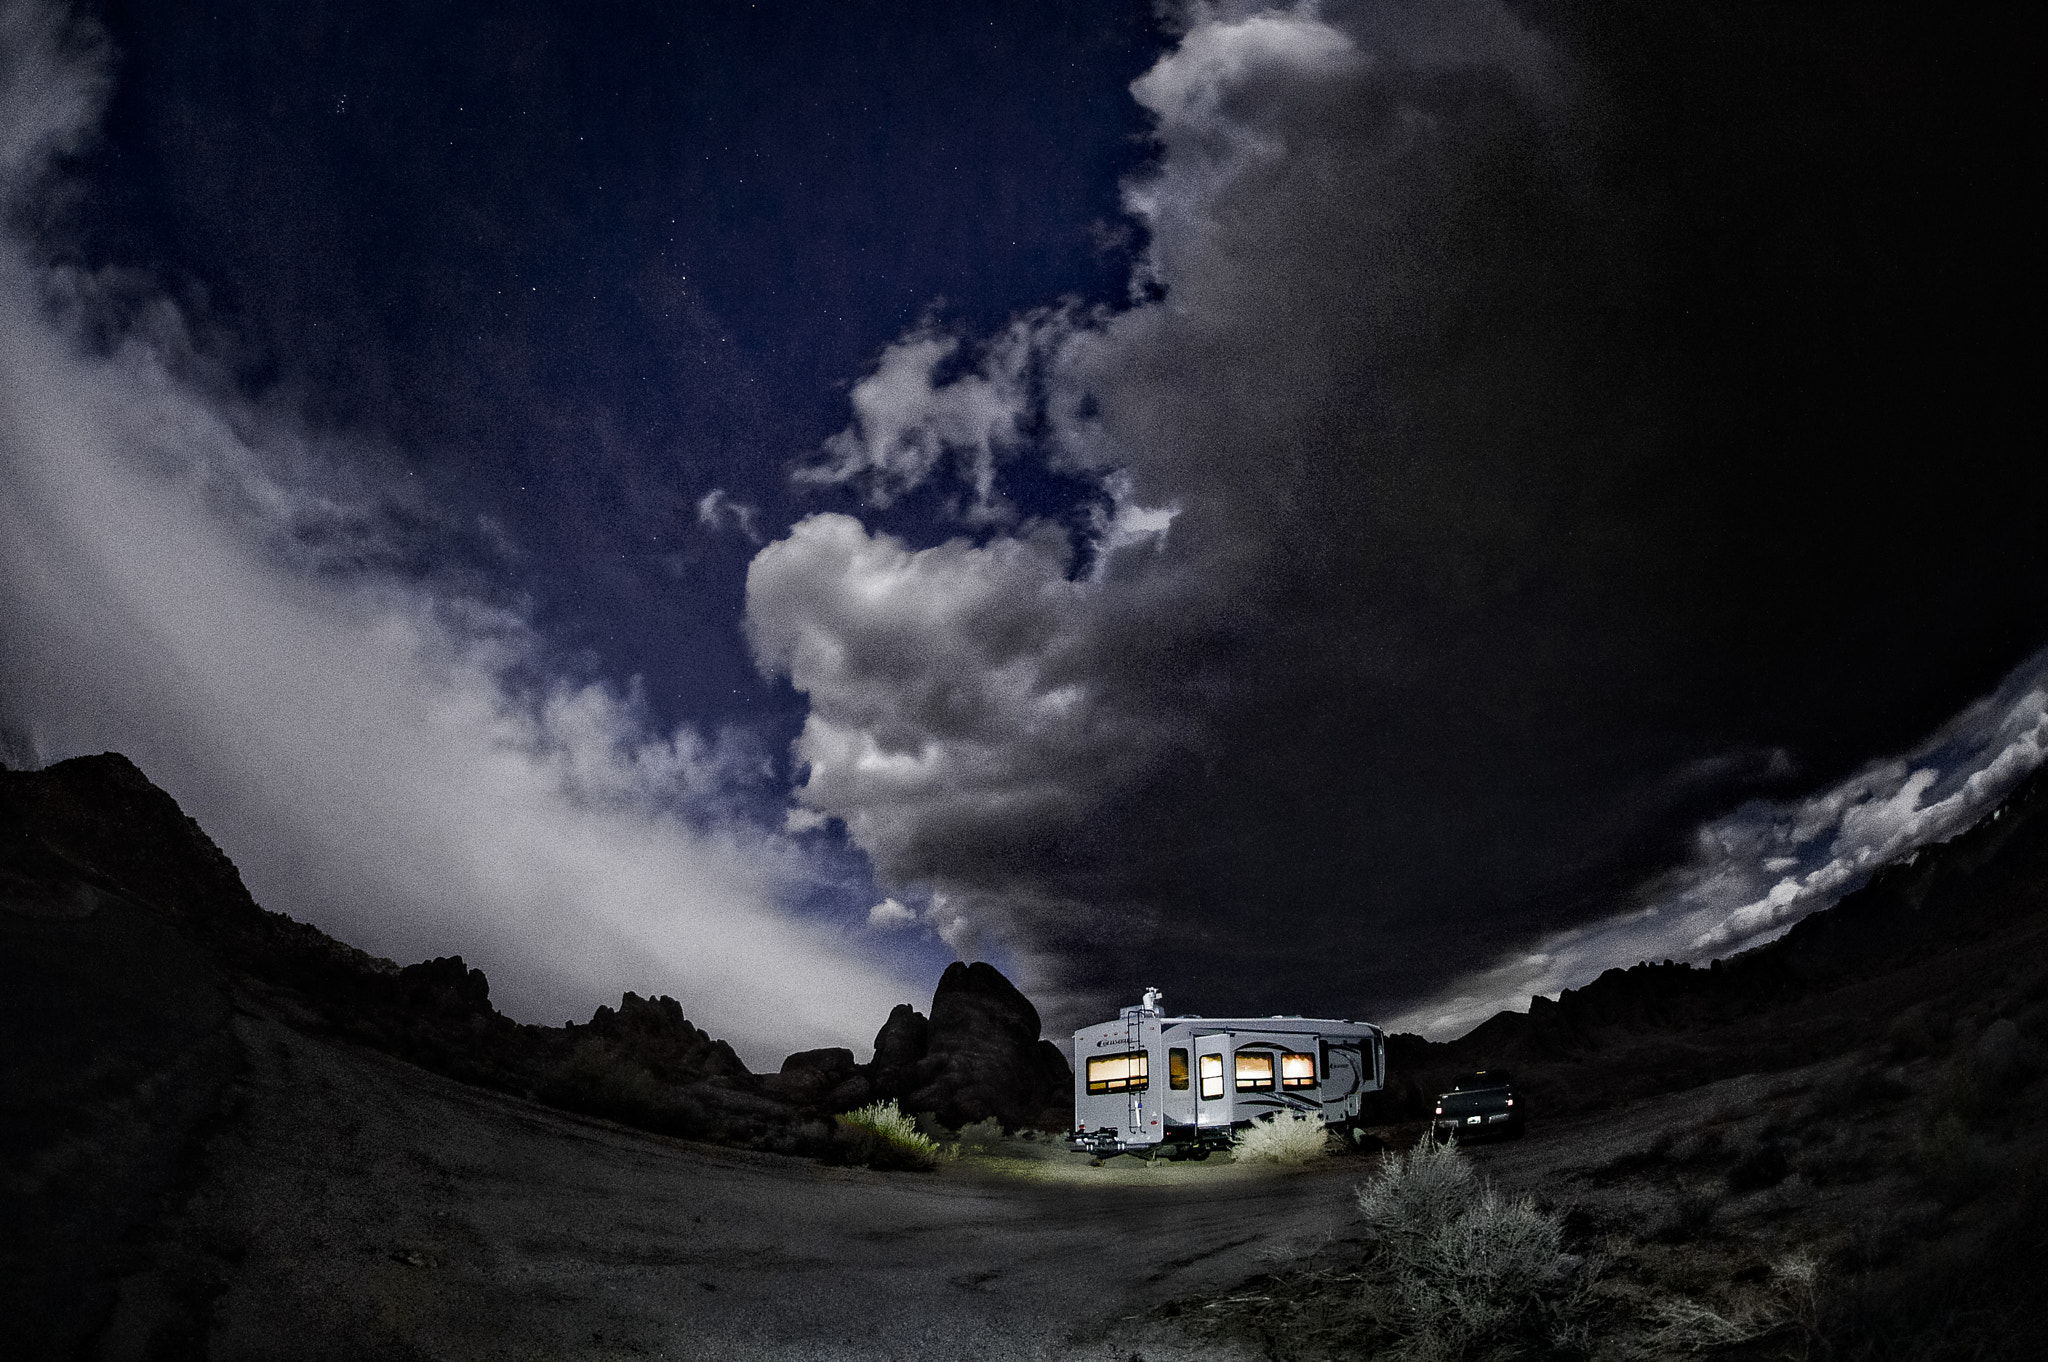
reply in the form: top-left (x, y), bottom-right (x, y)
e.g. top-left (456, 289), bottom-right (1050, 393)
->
top-left (1234, 1052), bottom-right (1275, 1092)
top-left (1086, 1051), bottom-right (1149, 1094)
top-left (1199, 1053), bottom-right (1224, 1099)
top-left (1169, 1048), bottom-right (1190, 1091)
top-left (1281, 1052), bottom-right (1317, 1088)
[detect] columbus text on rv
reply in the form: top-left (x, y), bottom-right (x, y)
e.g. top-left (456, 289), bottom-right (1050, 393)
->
top-left (1068, 988), bottom-right (1386, 1157)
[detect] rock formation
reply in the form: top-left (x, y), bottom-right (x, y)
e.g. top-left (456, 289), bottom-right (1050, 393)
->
top-left (1, 751), bottom-right (1076, 1173)
top-left (852, 961), bottom-right (1074, 1132)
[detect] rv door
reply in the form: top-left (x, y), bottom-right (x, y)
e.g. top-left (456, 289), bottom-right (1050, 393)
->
top-left (1195, 1034), bottom-right (1231, 1131)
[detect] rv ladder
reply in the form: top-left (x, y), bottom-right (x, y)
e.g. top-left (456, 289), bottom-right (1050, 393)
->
top-left (1125, 1006), bottom-right (1144, 1136)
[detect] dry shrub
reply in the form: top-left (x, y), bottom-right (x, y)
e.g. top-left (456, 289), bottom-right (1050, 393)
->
top-left (1815, 1166), bottom-right (2048, 1361)
top-left (1803, 1061), bottom-right (1912, 1120)
top-left (1794, 1127), bottom-right (1877, 1188)
top-left (954, 1116), bottom-right (1004, 1154)
top-left (1886, 1003), bottom-right (1951, 1060)
top-left (834, 1098), bottom-right (939, 1171)
top-left (1351, 1134), bottom-right (1583, 1359)
top-left (1231, 1109), bottom-right (1333, 1165)
top-left (1637, 1251), bottom-right (1819, 1356)
top-left (1355, 1131), bottom-right (1476, 1244)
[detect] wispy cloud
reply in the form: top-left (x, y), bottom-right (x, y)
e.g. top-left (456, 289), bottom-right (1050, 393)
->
top-left (0, 0), bottom-right (917, 1067)
top-left (796, 315), bottom-right (1054, 523)
top-left (695, 487), bottom-right (764, 545)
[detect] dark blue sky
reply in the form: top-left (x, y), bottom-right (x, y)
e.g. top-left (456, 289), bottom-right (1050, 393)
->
top-left (71, 0), bottom-right (1156, 735)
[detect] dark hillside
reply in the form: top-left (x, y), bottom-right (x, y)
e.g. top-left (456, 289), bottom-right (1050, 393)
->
top-left (1379, 765), bottom-right (2048, 1120)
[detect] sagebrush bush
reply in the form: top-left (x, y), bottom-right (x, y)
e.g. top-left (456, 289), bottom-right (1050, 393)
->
top-left (835, 1098), bottom-right (940, 1171)
top-left (1231, 1109), bottom-right (1332, 1165)
top-left (1352, 1134), bottom-right (1581, 1360)
top-left (1355, 1131), bottom-right (1477, 1246)
top-left (954, 1117), bottom-right (1004, 1154)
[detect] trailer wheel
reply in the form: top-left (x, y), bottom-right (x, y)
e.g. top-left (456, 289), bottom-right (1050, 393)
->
top-left (1187, 1147), bottom-right (1210, 1161)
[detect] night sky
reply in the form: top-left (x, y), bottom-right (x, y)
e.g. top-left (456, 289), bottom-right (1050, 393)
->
top-left (1, 0), bottom-right (2042, 1062)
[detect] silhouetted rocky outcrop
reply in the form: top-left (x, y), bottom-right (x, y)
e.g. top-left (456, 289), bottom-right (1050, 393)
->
top-left (854, 961), bottom-right (1074, 1132)
top-left (0, 754), bottom-right (823, 1157)
top-left (0, 752), bottom-right (1077, 1176)
top-left (871, 1002), bottom-right (929, 1070)
top-left (761, 1045), bottom-right (871, 1110)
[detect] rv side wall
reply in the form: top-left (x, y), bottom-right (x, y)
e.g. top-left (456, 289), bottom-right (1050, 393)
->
top-left (1071, 1014), bottom-right (1387, 1151)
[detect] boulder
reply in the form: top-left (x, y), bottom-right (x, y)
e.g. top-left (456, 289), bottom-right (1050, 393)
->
top-left (872, 961), bottom-right (1073, 1132)
top-left (762, 1046), bottom-right (869, 1108)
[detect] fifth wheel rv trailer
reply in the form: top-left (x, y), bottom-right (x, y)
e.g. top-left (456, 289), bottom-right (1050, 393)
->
top-left (1067, 988), bottom-right (1385, 1157)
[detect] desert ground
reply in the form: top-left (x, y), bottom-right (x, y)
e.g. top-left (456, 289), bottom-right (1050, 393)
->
top-left (9, 757), bottom-right (2046, 1359)
top-left (75, 1002), bottom-right (2044, 1361)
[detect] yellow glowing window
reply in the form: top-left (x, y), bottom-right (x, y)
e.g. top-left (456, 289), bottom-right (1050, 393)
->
top-left (1234, 1052), bottom-right (1275, 1092)
top-left (1199, 1053), bottom-right (1224, 1100)
top-left (1168, 1048), bottom-right (1190, 1091)
top-left (1281, 1052), bottom-right (1317, 1088)
top-left (1086, 1051), bottom-right (1149, 1094)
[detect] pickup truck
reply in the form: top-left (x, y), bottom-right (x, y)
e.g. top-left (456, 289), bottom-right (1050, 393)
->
top-left (1431, 1070), bottom-right (1524, 1142)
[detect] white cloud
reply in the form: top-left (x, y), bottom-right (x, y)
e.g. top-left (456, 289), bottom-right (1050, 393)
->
top-left (783, 806), bottom-right (831, 834)
top-left (695, 487), bottom-right (763, 544)
top-left (0, 0), bottom-right (104, 186)
top-left (798, 315), bottom-right (1053, 521)
top-left (0, 3), bottom-right (918, 1068)
top-left (866, 897), bottom-right (916, 930)
top-left (745, 512), bottom-right (1170, 866)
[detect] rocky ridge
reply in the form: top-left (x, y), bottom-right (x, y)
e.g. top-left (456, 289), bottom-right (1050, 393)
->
top-left (0, 753), bottom-right (1072, 1161)
top-left (1376, 762), bottom-right (2048, 1123)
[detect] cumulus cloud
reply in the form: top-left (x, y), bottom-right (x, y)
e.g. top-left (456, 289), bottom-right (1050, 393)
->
top-left (0, 1), bottom-right (917, 1067)
top-left (749, 0), bottom-right (1604, 1020)
top-left (1387, 652), bottom-right (2048, 1038)
top-left (746, 512), bottom-right (1179, 867)
top-left (749, 0), bottom-right (2045, 1039)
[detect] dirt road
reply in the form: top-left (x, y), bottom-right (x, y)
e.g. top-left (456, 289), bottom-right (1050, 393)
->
top-left (99, 1015), bottom-right (1370, 1361)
